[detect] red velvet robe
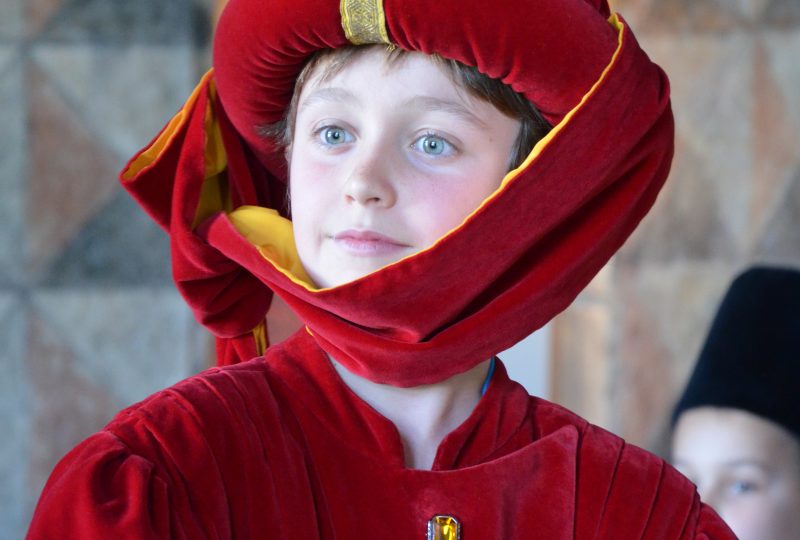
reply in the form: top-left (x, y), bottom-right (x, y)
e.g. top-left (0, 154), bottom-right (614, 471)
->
top-left (28, 331), bottom-right (733, 539)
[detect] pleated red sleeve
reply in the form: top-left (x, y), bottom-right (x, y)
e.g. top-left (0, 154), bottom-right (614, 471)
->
top-left (26, 431), bottom-right (173, 539)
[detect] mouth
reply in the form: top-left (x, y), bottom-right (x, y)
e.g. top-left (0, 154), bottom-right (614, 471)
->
top-left (331, 229), bottom-right (409, 256)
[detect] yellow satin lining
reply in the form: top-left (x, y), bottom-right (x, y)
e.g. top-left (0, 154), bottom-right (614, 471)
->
top-left (253, 319), bottom-right (268, 355)
top-left (227, 206), bottom-right (315, 289)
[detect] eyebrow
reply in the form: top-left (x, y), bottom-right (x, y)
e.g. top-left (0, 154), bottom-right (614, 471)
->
top-left (299, 87), bottom-right (358, 110)
top-left (299, 88), bottom-right (488, 129)
top-left (721, 459), bottom-right (771, 469)
top-left (401, 95), bottom-right (489, 129)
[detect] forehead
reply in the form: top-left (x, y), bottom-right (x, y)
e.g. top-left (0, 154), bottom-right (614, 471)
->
top-left (673, 407), bottom-right (800, 467)
top-left (298, 48), bottom-right (470, 108)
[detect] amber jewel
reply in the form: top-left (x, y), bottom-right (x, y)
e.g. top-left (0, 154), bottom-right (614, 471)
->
top-left (427, 515), bottom-right (461, 540)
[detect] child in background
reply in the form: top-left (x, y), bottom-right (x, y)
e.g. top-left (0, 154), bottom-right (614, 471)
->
top-left (672, 266), bottom-right (800, 540)
top-left (29, 0), bottom-right (734, 537)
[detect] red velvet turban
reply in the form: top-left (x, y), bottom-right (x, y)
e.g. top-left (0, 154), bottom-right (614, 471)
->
top-left (120, 0), bottom-right (673, 386)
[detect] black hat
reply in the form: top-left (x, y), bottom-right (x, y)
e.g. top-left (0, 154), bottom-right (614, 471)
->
top-left (672, 266), bottom-right (800, 439)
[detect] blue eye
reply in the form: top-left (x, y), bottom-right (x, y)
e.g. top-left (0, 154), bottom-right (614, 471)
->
top-left (729, 480), bottom-right (758, 495)
top-left (319, 126), bottom-right (352, 145)
top-left (414, 134), bottom-right (453, 156)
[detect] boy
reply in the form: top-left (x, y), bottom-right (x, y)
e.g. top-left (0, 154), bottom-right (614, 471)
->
top-left (29, 0), bottom-right (735, 537)
top-left (672, 267), bottom-right (800, 540)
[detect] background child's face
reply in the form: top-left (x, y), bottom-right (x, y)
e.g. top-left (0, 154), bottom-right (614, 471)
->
top-left (672, 407), bottom-right (800, 540)
top-left (288, 48), bottom-right (520, 288)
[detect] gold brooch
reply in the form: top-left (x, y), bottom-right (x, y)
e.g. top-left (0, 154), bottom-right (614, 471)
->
top-left (427, 515), bottom-right (461, 540)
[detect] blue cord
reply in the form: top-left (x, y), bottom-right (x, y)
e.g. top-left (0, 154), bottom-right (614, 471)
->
top-left (480, 357), bottom-right (496, 396)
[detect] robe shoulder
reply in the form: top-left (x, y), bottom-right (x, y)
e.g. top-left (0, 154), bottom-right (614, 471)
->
top-left (27, 346), bottom-right (308, 539)
top-left (527, 399), bottom-right (734, 539)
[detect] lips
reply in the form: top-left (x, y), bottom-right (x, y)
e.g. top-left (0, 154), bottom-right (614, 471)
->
top-left (332, 229), bottom-right (409, 256)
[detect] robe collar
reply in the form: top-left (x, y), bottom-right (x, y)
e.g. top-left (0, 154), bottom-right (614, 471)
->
top-left (264, 330), bottom-right (575, 472)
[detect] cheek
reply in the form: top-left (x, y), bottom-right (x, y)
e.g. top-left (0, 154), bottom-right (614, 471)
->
top-left (289, 161), bottom-right (337, 222)
top-left (719, 500), bottom-right (769, 539)
top-left (290, 157), bottom-right (333, 196)
top-left (720, 494), bottom-right (799, 540)
top-left (409, 194), bottom-right (484, 246)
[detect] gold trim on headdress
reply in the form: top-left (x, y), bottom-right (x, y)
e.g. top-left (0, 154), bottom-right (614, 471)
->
top-left (340, 0), bottom-right (390, 45)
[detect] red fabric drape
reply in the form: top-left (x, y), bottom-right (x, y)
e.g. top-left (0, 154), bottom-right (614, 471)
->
top-left (121, 0), bottom-right (674, 385)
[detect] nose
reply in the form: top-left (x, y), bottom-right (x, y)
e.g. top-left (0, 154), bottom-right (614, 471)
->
top-left (342, 146), bottom-right (397, 208)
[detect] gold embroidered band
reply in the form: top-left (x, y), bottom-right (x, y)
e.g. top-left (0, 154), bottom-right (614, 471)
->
top-left (339, 0), bottom-right (390, 45)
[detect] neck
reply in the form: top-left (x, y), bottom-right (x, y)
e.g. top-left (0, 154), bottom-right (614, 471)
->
top-left (330, 357), bottom-right (492, 470)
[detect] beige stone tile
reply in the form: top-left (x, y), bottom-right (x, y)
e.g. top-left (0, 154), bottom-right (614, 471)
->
top-left (32, 287), bottom-right (210, 407)
top-left (42, 192), bottom-right (173, 286)
top-left (620, 34), bottom-right (754, 262)
top-left (25, 0), bottom-right (64, 37)
top-left (0, 293), bottom-right (31, 538)
top-left (0, 50), bottom-right (25, 285)
top-left (763, 0), bottom-right (800, 28)
top-left (38, 0), bottom-right (196, 44)
top-left (748, 32), bottom-right (800, 247)
top-left (0, 46), bottom-right (15, 72)
top-left (610, 0), bottom-right (790, 33)
top-left (30, 44), bottom-right (196, 158)
top-left (610, 0), bottom-right (743, 34)
top-left (0, 0), bottom-right (23, 40)
top-left (551, 302), bottom-right (613, 428)
top-left (759, 31), bottom-right (800, 145)
top-left (754, 168), bottom-right (800, 263)
top-left (25, 61), bottom-right (120, 278)
top-left (26, 309), bottom-right (119, 512)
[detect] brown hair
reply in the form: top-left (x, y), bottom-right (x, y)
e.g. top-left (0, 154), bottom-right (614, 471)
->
top-left (259, 45), bottom-right (551, 170)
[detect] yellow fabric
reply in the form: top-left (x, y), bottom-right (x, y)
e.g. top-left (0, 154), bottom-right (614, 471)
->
top-left (252, 319), bottom-right (268, 355)
top-left (226, 206), bottom-right (315, 289)
top-left (193, 81), bottom-right (232, 228)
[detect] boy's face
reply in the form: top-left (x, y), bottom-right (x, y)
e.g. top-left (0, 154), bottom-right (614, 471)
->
top-left (672, 407), bottom-right (800, 540)
top-left (289, 48), bottom-right (521, 288)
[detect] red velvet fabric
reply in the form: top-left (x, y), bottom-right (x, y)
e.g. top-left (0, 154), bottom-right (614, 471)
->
top-left (120, 0), bottom-right (674, 386)
top-left (28, 332), bottom-right (734, 539)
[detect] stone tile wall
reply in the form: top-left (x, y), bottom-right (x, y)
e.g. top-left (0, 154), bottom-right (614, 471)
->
top-left (0, 1), bottom-right (214, 536)
top-left (551, 0), bottom-right (800, 456)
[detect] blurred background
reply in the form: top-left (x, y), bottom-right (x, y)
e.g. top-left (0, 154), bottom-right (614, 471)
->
top-left (1, 0), bottom-right (799, 536)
